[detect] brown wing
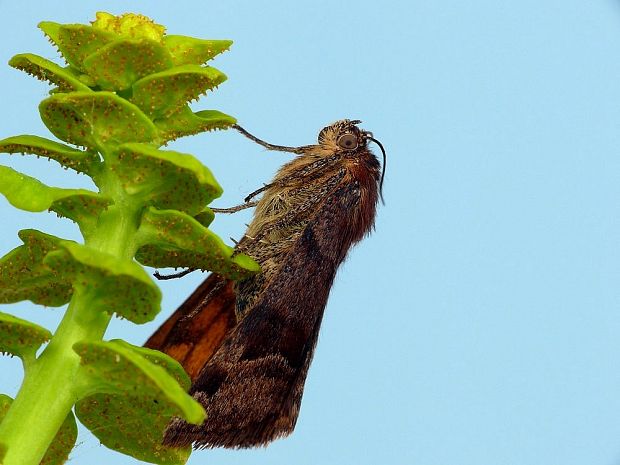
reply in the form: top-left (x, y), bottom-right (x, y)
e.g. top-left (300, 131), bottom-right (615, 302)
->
top-left (163, 178), bottom-right (377, 449)
top-left (144, 274), bottom-right (236, 380)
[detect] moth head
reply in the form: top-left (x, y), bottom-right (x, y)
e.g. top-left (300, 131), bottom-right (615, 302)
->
top-left (317, 119), bottom-right (371, 152)
top-left (318, 119), bottom-right (387, 203)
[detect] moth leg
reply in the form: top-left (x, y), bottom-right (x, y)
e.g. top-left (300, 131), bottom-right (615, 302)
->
top-left (154, 268), bottom-right (196, 280)
top-left (211, 200), bottom-right (258, 214)
top-left (245, 185), bottom-right (273, 203)
top-left (237, 163), bottom-right (347, 256)
top-left (244, 154), bottom-right (343, 203)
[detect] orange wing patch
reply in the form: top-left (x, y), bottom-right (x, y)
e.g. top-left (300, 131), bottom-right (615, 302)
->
top-left (145, 274), bottom-right (236, 381)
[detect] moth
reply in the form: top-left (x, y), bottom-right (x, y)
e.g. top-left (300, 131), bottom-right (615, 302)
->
top-left (145, 119), bottom-right (385, 449)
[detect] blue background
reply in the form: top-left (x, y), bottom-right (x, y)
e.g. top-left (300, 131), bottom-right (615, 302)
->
top-left (1, 1), bottom-right (620, 464)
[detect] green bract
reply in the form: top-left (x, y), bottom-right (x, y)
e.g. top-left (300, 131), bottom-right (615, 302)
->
top-left (136, 207), bottom-right (260, 279)
top-left (0, 12), bottom-right (258, 465)
top-left (0, 313), bottom-right (51, 360)
top-left (0, 230), bottom-right (74, 307)
top-left (0, 134), bottom-right (100, 174)
top-left (74, 340), bottom-right (201, 464)
top-left (156, 107), bottom-right (237, 143)
top-left (110, 143), bottom-right (222, 214)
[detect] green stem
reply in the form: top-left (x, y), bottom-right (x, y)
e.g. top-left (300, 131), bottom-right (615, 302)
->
top-left (0, 289), bottom-right (109, 464)
top-left (0, 199), bottom-right (140, 464)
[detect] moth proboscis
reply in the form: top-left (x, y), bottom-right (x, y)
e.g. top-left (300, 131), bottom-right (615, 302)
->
top-left (145, 119), bottom-right (385, 449)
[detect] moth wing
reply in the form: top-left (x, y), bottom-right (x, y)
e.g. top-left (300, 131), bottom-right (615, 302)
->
top-left (164, 179), bottom-right (373, 448)
top-left (144, 274), bottom-right (236, 380)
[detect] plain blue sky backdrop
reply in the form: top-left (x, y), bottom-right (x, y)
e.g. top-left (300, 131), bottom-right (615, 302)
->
top-left (1, 1), bottom-right (620, 464)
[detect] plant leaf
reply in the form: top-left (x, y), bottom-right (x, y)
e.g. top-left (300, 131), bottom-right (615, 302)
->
top-left (111, 143), bottom-right (222, 215)
top-left (0, 312), bottom-right (51, 359)
top-left (0, 166), bottom-right (111, 238)
top-left (0, 229), bottom-right (73, 307)
top-left (155, 106), bottom-right (236, 143)
top-left (39, 91), bottom-right (158, 149)
top-left (0, 135), bottom-right (100, 174)
top-left (43, 243), bottom-right (161, 324)
top-left (163, 35), bottom-right (232, 66)
top-left (9, 53), bottom-right (91, 92)
top-left (49, 194), bottom-right (113, 240)
top-left (131, 64), bottom-right (227, 119)
top-left (74, 340), bottom-right (203, 464)
top-left (136, 207), bottom-right (260, 280)
top-left (193, 208), bottom-right (215, 228)
top-left (82, 38), bottom-right (174, 91)
top-left (0, 162), bottom-right (112, 209)
top-left (0, 166), bottom-right (96, 212)
top-left (38, 22), bottom-right (117, 71)
top-left (0, 396), bottom-right (9, 462)
top-left (0, 229), bottom-right (160, 321)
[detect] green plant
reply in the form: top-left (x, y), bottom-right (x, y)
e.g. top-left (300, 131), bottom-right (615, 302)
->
top-left (0, 12), bottom-right (259, 465)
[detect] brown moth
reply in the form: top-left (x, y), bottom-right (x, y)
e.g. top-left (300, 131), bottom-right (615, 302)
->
top-left (145, 119), bottom-right (385, 449)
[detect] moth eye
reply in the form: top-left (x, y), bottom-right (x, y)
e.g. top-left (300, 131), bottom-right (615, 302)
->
top-left (337, 133), bottom-right (358, 150)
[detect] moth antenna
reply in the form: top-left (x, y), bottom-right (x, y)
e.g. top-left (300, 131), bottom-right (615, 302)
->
top-left (233, 124), bottom-right (305, 154)
top-left (368, 136), bottom-right (386, 204)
